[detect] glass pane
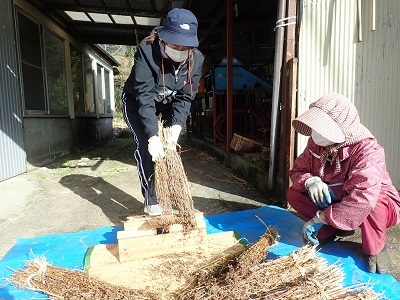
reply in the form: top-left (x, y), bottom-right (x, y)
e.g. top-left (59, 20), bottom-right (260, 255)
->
top-left (22, 63), bottom-right (46, 110)
top-left (84, 55), bottom-right (95, 114)
top-left (18, 12), bottom-right (45, 111)
top-left (70, 46), bottom-right (85, 115)
top-left (18, 13), bottom-right (42, 67)
top-left (97, 64), bottom-right (104, 114)
top-left (44, 29), bottom-right (68, 114)
top-left (104, 69), bottom-right (111, 113)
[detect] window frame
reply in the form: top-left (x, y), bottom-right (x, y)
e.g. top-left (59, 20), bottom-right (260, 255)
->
top-left (16, 10), bottom-right (69, 117)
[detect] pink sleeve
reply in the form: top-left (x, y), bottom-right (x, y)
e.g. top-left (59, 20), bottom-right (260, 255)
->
top-left (324, 141), bottom-right (382, 230)
top-left (289, 139), bottom-right (314, 193)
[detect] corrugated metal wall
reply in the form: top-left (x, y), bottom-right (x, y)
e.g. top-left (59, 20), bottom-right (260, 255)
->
top-left (297, 0), bottom-right (400, 189)
top-left (0, 0), bottom-right (26, 181)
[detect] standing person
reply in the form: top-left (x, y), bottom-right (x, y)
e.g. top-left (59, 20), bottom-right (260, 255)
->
top-left (122, 8), bottom-right (204, 216)
top-left (287, 93), bottom-right (400, 274)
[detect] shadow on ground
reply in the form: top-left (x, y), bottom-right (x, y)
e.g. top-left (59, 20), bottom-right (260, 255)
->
top-left (59, 174), bottom-right (142, 224)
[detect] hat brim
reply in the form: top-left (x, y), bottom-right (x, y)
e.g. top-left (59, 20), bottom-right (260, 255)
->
top-left (292, 107), bottom-right (345, 143)
top-left (158, 27), bottom-right (199, 47)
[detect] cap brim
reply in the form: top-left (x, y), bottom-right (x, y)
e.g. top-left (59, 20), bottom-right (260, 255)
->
top-left (292, 107), bottom-right (345, 143)
top-left (158, 27), bottom-right (199, 47)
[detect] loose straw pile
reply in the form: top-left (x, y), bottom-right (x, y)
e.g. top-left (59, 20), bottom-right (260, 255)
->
top-left (10, 257), bottom-right (156, 300)
top-left (154, 121), bottom-right (197, 231)
top-left (10, 232), bottom-right (382, 300)
top-left (178, 245), bottom-right (382, 300)
top-left (189, 226), bottom-right (280, 288)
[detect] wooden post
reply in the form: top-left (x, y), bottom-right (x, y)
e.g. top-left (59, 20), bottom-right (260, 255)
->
top-left (357, 0), bottom-right (362, 41)
top-left (226, 0), bottom-right (233, 152)
top-left (286, 58), bottom-right (298, 188)
top-left (276, 0), bottom-right (297, 202)
top-left (370, 0), bottom-right (376, 31)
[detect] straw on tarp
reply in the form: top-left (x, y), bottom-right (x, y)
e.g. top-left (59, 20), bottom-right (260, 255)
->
top-left (10, 234), bottom-right (382, 300)
top-left (177, 245), bottom-right (382, 300)
top-left (10, 256), bottom-right (157, 300)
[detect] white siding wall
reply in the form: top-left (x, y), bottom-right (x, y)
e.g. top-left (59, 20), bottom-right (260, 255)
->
top-left (297, 0), bottom-right (400, 189)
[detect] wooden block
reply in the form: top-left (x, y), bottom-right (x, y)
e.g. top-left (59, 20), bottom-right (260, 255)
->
top-left (117, 230), bottom-right (243, 263)
top-left (85, 231), bottom-right (245, 294)
top-left (118, 230), bottom-right (208, 262)
top-left (122, 211), bottom-right (207, 236)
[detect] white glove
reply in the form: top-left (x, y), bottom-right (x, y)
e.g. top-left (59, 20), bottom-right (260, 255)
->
top-left (167, 124), bottom-right (182, 144)
top-left (305, 176), bottom-right (332, 208)
top-left (148, 136), bottom-right (165, 162)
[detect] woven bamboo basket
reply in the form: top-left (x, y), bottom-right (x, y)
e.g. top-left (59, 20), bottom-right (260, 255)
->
top-left (230, 133), bottom-right (262, 152)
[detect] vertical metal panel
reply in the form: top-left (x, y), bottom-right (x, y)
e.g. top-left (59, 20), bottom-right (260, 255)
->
top-left (0, 0), bottom-right (26, 181)
top-left (354, 0), bottom-right (400, 189)
top-left (297, 0), bottom-right (400, 189)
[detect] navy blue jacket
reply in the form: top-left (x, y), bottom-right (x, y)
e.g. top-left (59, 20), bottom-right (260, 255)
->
top-left (123, 37), bottom-right (204, 138)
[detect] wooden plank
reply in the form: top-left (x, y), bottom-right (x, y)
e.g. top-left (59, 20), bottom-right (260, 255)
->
top-left (118, 230), bottom-right (206, 262)
top-left (118, 231), bottom-right (242, 262)
top-left (86, 231), bottom-right (245, 294)
top-left (123, 212), bottom-right (206, 234)
top-left (286, 58), bottom-right (298, 191)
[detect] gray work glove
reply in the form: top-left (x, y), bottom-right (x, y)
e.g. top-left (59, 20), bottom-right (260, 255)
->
top-left (367, 246), bottom-right (392, 274)
top-left (305, 176), bottom-right (334, 208)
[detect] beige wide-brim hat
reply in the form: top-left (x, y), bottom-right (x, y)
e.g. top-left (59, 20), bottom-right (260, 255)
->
top-left (292, 94), bottom-right (351, 144)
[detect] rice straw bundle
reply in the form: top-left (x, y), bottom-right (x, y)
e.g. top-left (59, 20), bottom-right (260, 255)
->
top-left (154, 155), bottom-right (172, 215)
top-left (10, 245), bottom-right (382, 300)
top-left (178, 226), bottom-right (279, 299)
top-left (236, 227), bottom-right (279, 270)
top-left (178, 245), bottom-right (382, 300)
top-left (10, 257), bottom-right (156, 300)
top-left (154, 121), bottom-right (197, 231)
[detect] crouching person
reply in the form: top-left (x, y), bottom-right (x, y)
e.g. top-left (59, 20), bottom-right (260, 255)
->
top-left (287, 93), bottom-right (400, 274)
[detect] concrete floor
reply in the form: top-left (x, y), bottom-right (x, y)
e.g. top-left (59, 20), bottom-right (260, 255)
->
top-left (0, 137), bottom-right (399, 282)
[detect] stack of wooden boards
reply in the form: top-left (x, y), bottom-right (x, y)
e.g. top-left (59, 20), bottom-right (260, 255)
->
top-left (84, 211), bottom-right (244, 296)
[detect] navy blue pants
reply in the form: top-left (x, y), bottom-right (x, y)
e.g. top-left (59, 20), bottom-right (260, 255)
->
top-left (122, 95), bottom-right (174, 205)
top-left (122, 99), bottom-right (157, 205)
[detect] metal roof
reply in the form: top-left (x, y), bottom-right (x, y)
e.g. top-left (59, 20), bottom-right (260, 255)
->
top-left (26, 0), bottom-right (277, 57)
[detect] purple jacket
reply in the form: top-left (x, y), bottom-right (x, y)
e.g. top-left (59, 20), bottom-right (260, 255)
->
top-left (290, 137), bottom-right (400, 230)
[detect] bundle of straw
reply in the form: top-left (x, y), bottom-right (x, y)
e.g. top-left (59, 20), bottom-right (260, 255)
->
top-left (236, 227), bottom-right (279, 270)
top-left (10, 257), bottom-right (156, 300)
top-left (10, 240), bottom-right (382, 300)
top-left (154, 121), bottom-right (197, 231)
top-left (178, 226), bottom-right (280, 299)
top-left (178, 245), bottom-right (382, 300)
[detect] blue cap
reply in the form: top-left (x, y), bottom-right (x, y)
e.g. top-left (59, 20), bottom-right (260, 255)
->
top-left (158, 8), bottom-right (199, 47)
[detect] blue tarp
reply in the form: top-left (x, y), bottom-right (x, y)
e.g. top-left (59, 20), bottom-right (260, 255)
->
top-left (1, 206), bottom-right (399, 299)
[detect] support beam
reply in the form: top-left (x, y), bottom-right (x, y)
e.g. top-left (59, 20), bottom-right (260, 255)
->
top-left (268, 0), bottom-right (286, 189)
top-left (226, 0), bottom-right (233, 152)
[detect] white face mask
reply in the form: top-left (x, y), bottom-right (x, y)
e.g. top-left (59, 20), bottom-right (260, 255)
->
top-left (165, 45), bottom-right (189, 62)
top-left (311, 130), bottom-right (335, 147)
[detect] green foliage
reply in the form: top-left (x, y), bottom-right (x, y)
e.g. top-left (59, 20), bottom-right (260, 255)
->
top-left (124, 46), bottom-right (134, 58)
top-left (116, 129), bottom-right (131, 139)
top-left (60, 160), bottom-right (74, 168)
top-left (114, 86), bottom-right (123, 113)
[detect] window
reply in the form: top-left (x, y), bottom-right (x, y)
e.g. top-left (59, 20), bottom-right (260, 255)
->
top-left (104, 69), bottom-right (111, 113)
top-left (95, 63), bottom-right (112, 116)
top-left (18, 13), bottom-right (45, 111)
top-left (84, 55), bottom-right (95, 114)
top-left (17, 12), bottom-right (67, 115)
top-left (44, 29), bottom-right (68, 114)
top-left (96, 64), bottom-right (104, 114)
top-left (70, 46), bottom-right (85, 115)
